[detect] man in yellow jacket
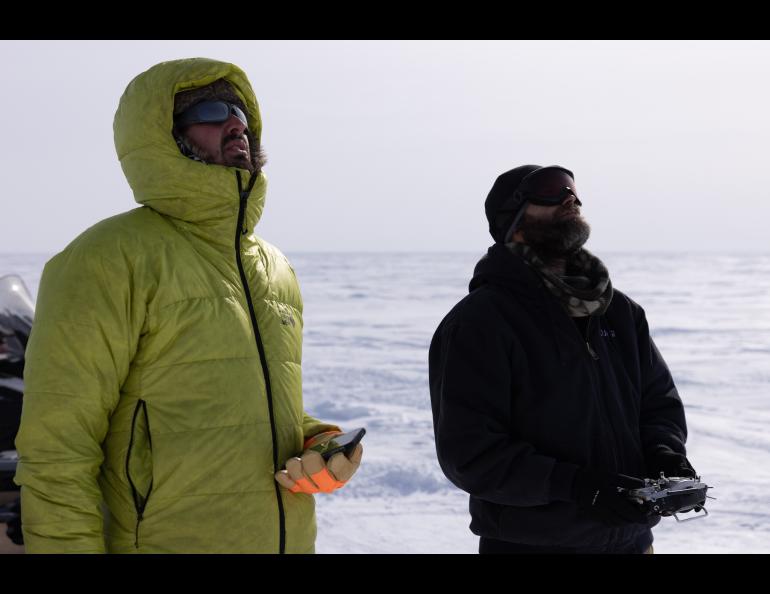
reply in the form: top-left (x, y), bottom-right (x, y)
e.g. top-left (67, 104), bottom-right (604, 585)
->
top-left (14, 58), bottom-right (363, 553)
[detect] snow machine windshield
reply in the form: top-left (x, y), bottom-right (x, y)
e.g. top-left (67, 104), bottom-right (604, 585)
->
top-left (0, 275), bottom-right (34, 365)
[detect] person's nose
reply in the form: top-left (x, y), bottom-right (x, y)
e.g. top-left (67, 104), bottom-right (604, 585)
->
top-left (561, 193), bottom-right (577, 207)
top-left (225, 114), bottom-right (247, 136)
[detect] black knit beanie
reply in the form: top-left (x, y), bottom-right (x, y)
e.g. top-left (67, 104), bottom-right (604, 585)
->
top-left (484, 164), bottom-right (542, 243)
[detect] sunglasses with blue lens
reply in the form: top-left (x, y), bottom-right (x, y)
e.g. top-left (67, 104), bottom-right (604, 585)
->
top-left (174, 100), bottom-right (249, 128)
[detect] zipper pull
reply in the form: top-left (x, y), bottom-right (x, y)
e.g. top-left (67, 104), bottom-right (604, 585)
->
top-left (134, 511), bottom-right (143, 549)
top-left (240, 195), bottom-right (249, 235)
top-left (584, 315), bottom-right (599, 360)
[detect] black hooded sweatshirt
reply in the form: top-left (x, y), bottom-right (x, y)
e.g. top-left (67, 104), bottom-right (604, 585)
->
top-left (429, 243), bottom-right (688, 552)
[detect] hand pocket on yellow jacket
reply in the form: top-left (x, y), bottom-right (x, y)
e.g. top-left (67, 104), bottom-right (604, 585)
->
top-left (126, 399), bottom-right (154, 515)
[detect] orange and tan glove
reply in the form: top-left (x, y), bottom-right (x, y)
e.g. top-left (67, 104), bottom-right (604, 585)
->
top-left (275, 432), bottom-right (363, 494)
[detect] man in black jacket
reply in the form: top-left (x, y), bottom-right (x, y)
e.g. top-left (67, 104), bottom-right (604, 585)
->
top-left (429, 164), bottom-right (697, 554)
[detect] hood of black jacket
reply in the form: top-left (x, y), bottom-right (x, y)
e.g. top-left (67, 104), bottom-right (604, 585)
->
top-left (470, 242), bottom-right (547, 301)
top-left (470, 242), bottom-right (574, 366)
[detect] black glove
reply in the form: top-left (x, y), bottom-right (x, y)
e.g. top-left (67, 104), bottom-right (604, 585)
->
top-left (572, 469), bottom-right (649, 527)
top-left (646, 446), bottom-right (696, 478)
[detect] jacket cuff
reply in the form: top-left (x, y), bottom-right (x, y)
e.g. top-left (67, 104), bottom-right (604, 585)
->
top-left (548, 462), bottom-right (580, 502)
top-left (303, 429), bottom-right (343, 450)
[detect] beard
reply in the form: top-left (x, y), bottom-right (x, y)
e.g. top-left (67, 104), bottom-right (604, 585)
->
top-left (182, 134), bottom-right (255, 173)
top-left (517, 206), bottom-right (591, 262)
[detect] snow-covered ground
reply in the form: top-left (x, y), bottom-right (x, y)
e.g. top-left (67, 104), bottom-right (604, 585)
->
top-left (4, 251), bottom-right (769, 553)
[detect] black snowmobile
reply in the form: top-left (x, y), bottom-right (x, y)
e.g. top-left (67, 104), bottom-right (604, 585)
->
top-left (0, 274), bottom-right (33, 547)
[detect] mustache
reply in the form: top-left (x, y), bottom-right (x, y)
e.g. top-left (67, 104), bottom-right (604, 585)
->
top-left (222, 133), bottom-right (247, 149)
top-left (555, 205), bottom-right (581, 220)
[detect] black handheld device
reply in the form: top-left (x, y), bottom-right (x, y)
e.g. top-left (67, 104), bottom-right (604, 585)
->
top-left (625, 474), bottom-right (712, 522)
top-left (309, 428), bottom-right (366, 461)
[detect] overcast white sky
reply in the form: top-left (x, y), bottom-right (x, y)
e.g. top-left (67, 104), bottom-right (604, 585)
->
top-left (1, 40), bottom-right (768, 254)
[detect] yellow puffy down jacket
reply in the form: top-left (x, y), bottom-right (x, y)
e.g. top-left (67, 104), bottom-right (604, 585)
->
top-left (14, 58), bottom-right (339, 553)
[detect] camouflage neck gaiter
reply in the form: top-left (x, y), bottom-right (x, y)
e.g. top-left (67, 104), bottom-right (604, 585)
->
top-left (507, 242), bottom-right (613, 317)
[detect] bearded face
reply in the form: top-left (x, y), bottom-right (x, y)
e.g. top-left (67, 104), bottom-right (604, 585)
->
top-left (516, 201), bottom-right (591, 262)
top-left (179, 128), bottom-right (255, 172)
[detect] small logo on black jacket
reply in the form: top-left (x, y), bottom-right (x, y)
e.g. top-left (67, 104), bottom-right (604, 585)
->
top-left (599, 328), bottom-right (616, 338)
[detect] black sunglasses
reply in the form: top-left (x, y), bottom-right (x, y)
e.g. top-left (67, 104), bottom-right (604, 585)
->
top-left (174, 100), bottom-right (248, 128)
top-left (519, 186), bottom-right (582, 207)
top-left (517, 167), bottom-right (581, 207)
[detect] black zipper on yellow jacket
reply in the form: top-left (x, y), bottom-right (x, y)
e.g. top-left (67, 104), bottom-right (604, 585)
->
top-left (235, 170), bottom-right (286, 554)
